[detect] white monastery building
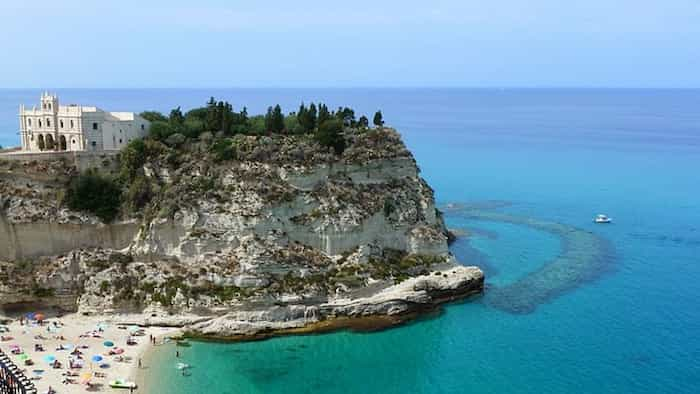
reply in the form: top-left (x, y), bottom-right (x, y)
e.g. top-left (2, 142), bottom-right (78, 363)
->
top-left (18, 92), bottom-right (150, 153)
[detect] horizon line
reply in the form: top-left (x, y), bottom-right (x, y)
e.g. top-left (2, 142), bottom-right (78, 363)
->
top-left (2, 86), bottom-right (700, 90)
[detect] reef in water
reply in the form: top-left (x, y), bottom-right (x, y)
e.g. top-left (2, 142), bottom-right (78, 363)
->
top-left (444, 202), bottom-right (616, 314)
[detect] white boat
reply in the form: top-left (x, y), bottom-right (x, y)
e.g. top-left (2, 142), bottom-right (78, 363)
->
top-left (594, 214), bottom-right (612, 223)
top-left (176, 362), bottom-right (191, 370)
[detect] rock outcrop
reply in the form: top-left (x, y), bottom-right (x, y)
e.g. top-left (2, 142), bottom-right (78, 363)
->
top-left (0, 128), bottom-right (483, 338)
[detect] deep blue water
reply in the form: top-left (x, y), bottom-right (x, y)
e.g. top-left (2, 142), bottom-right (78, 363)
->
top-left (2, 89), bottom-right (699, 393)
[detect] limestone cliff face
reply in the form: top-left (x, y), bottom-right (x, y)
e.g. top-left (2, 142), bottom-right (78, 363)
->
top-left (0, 128), bottom-right (483, 337)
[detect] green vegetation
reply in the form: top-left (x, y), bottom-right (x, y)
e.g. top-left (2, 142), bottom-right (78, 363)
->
top-left (65, 170), bottom-right (122, 222)
top-left (264, 105), bottom-right (285, 133)
top-left (315, 119), bottom-right (346, 154)
top-left (373, 110), bottom-right (384, 127)
top-left (62, 97), bottom-right (389, 223)
top-left (119, 139), bottom-right (146, 182)
top-left (210, 138), bottom-right (236, 162)
top-left (138, 97), bottom-right (381, 143)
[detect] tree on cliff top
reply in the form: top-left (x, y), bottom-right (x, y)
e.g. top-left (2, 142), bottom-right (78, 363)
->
top-left (373, 111), bottom-right (384, 127)
top-left (315, 119), bottom-right (346, 155)
top-left (139, 111), bottom-right (168, 123)
top-left (264, 105), bottom-right (285, 133)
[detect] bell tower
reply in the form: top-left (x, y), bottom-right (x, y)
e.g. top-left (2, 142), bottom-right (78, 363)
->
top-left (41, 92), bottom-right (60, 150)
top-left (41, 92), bottom-right (59, 114)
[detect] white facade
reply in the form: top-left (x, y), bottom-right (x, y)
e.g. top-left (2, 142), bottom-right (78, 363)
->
top-left (18, 93), bottom-right (150, 152)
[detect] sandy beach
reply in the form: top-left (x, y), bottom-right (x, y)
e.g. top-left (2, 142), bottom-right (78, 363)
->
top-left (0, 313), bottom-right (180, 394)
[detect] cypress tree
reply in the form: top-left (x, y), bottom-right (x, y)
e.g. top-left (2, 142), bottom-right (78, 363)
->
top-left (373, 110), bottom-right (384, 127)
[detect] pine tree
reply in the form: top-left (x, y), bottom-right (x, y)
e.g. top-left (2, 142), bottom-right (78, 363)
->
top-left (271, 105), bottom-right (285, 133)
top-left (373, 110), bottom-right (384, 127)
top-left (358, 115), bottom-right (369, 128)
top-left (307, 103), bottom-right (317, 131)
top-left (318, 104), bottom-right (331, 126)
top-left (264, 106), bottom-right (274, 132)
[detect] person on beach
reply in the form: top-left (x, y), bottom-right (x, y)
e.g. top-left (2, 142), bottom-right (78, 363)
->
top-left (138, 358), bottom-right (142, 369)
top-left (176, 350), bottom-right (180, 358)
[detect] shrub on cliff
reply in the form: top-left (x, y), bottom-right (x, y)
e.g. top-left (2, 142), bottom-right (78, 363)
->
top-left (211, 138), bottom-right (237, 162)
top-left (65, 170), bottom-right (122, 222)
top-left (125, 174), bottom-right (153, 212)
top-left (148, 120), bottom-right (175, 141)
top-left (119, 139), bottom-right (146, 183)
top-left (315, 119), bottom-right (346, 155)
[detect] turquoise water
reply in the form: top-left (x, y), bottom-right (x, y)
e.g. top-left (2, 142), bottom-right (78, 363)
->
top-left (1, 89), bottom-right (699, 393)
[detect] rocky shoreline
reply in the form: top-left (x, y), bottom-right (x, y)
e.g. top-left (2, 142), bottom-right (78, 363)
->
top-left (179, 265), bottom-right (483, 340)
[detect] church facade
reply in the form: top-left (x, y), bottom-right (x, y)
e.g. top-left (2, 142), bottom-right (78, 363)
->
top-left (18, 93), bottom-right (150, 153)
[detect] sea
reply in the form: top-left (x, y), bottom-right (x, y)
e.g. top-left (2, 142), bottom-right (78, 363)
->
top-left (1, 88), bottom-right (699, 393)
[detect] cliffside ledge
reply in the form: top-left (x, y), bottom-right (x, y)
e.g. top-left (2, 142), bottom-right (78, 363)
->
top-left (0, 127), bottom-right (483, 337)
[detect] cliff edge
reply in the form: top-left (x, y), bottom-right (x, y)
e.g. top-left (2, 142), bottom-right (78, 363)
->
top-left (0, 127), bottom-right (483, 338)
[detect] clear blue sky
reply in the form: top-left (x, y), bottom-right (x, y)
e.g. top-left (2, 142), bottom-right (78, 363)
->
top-left (2, 0), bottom-right (699, 88)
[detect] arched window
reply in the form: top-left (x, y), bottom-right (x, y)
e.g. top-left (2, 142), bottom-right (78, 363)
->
top-left (72, 139), bottom-right (76, 144)
top-left (60, 120), bottom-right (64, 129)
top-left (38, 119), bottom-right (42, 127)
top-left (46, 118), bottom-right (51, 127)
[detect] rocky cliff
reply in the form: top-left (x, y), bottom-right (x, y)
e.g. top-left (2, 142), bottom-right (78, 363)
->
top-left (0, 128), bottom-right (483, 338)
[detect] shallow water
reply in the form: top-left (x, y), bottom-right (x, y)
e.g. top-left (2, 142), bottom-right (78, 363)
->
top-left (2, 88), bottom-right (699, 393)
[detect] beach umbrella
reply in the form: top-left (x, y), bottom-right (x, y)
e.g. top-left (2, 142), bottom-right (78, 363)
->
top-left (113, 348), bottom-right (125, 355)
top-left (19, 354), bottom-right (29, 361)
top-left (34, 313), bottom-right (45, 322)
top-left (79, 372), bottom-right (92, 384)
top-left (91, 355), bottom-right (103, 363)
top-left (128, 325), bottom-right (140, 333)
top-left (43, 355), bottom-right (56, 363)
top-left (25, 312), bottom-right (36, 320)
top-left (103, 341), bottom-right (114, 347)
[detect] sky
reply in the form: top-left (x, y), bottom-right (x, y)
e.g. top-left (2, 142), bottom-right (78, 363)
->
top-left (1, 0), bottom-right (700, 88)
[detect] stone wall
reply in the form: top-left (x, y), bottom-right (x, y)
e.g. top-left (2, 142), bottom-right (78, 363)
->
top-left (0, 216), bottom-right (139, 261)
top-left (0, 150), bottom-right (119, 173)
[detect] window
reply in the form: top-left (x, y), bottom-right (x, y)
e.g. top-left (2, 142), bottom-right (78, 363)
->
top-left (46, 118), bottom-right (51, 127)
top-left (141, 124), bottom-right (145, 130)
top-left (60, 120), bottom-right (64, 129)
top-left (38, 119), bottom-right (42, 127)
top-left (27, 118), bottom-right (32, 127)
top-left (72, 139), bottom-right (76, 144)
top-left (119, 139), bottom-right (122, 144)
top-left (48, 103), bottom-right (52, 110)
top-left (70, 120), bottom-right (74, 129)
top-left (91, 141), bottom-right (97, 147)
top-left (30, 135), bottom-right (34, 141)
top-left (92, 122), bottom-right (98, 130)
